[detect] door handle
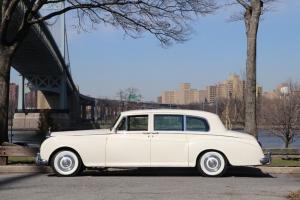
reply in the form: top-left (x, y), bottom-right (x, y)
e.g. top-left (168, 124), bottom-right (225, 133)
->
top-left (151, 132), bottom-right (159, 134)
top-left (142, 132), bottom-right (150, 134)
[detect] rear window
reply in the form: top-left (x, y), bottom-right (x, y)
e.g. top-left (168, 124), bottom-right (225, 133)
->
top-left (186, 116), bottom-right (209, 132)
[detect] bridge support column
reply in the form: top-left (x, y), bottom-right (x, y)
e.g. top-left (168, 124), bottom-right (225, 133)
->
top-left (59, 76), bottom-right (67, 110)
top-left (81, 104), bottom-right (87, 120)
top-left (17, 75), bottom-right (25, 110)
top-left (91, 105), bottom-right (95, 121)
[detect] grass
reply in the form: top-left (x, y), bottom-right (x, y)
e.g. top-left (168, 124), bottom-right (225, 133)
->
top-left (8, 156), bottom-right (35, 165)
top-left (269, 157), bottom-right (300, 167)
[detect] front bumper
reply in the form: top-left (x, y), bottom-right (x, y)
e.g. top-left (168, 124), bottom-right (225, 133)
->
top-left (260, 152), bottom-right (272, 165)
top-left (35, 153), bottom-right (48, 166)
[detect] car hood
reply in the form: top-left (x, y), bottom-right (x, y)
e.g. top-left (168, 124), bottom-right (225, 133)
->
top-left (50, 129), bottom-right (111, 137)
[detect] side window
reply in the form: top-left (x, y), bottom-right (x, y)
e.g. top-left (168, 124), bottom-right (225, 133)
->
top-left (154, 115), bottom-right (183, 131)
top-left (186, 116), bottom-right (209, 132)
top-left (117, 117), bottom-right (126, 131)
top-left (127, 115), bottom-right (148, 131)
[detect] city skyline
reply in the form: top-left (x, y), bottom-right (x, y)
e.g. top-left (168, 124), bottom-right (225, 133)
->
top-left (158, 74), bottom-right (263, 105)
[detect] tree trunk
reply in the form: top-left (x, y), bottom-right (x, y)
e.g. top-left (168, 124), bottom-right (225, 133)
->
top-left (244, 1), bottom-right (262, 138)
top-left (284, 140), bottom-right (289, 148)
top-left (0, 45), bottom-right (15, 143)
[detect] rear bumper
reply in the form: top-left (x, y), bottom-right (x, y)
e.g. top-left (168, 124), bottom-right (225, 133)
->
top-left (260, 152), bottom-right (272, 165)
top-left (35, 153), bottom-right (48, 166)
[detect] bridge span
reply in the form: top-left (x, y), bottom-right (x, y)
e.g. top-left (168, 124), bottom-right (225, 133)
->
top-left (11, 3), bottom-right (94, 130)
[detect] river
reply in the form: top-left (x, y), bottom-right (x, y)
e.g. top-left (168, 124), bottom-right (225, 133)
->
top-left (8, 130), bottom-right (300, 149)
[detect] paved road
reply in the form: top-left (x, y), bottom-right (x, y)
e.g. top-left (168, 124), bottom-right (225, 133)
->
top-left (0, 167), bottom-right (299, 200)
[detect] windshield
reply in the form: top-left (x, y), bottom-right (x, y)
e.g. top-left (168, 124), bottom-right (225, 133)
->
top-left (110, 114), bottom-right (121, 130)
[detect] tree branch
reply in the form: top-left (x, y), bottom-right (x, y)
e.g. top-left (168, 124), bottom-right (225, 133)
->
top-left (1, 0), bottom-right (20, 45)
top-left (236, 0), bottom-right (250, 10)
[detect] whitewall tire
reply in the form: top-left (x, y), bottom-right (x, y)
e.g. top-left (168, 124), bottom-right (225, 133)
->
top-left (197, 151), bottom-right (227, 177)
top-left (51, 150), bottom-right (82, 176)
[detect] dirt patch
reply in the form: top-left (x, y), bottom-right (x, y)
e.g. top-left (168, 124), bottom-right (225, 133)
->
top-left (288, 191), bottom-right (300, 200)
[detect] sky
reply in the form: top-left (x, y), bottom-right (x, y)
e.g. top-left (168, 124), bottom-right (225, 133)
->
top-left (11, 0), bottom-right (300, 101)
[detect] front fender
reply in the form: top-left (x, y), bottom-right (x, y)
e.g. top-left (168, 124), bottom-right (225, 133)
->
top-left (39, 135), bottom-right (107, 167)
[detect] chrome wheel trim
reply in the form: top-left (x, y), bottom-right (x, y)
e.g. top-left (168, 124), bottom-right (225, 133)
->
top-left (200, 152), bottom-right (225, 176)
top-left (53, 151), bottom-right (79, 176)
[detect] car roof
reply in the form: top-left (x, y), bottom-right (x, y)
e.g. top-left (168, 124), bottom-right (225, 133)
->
top-left (121, 109), bottom-right (216, 117)
top-left (120, 109), bottom-right (226, 132)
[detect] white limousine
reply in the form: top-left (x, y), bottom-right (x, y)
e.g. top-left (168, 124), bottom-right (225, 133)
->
top-left (36, 109), bottom-right (271, 177)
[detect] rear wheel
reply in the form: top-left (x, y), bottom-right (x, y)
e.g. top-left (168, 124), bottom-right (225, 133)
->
top-left (197, 151), bottom-right (227, 177)
top-left (51, 150), bottom-right (82, 176)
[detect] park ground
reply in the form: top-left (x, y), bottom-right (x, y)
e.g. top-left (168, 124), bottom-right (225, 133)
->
top-left (0, 167), bottom-right (300, 200)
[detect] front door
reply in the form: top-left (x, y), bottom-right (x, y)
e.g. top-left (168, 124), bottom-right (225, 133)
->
top-left (106, 115), bottom-right (150, 167)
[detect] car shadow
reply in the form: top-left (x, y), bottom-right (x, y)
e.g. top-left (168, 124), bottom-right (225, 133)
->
top-left (226, 166), bottom-right (273, 178)
top-left (48, 166), bottom-right (273, 178)
top-left (0, 173), bottom-right (41, 188)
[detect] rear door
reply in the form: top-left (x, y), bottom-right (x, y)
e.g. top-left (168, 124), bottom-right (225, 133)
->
top-left (150, 114), bottom-right (189, 167)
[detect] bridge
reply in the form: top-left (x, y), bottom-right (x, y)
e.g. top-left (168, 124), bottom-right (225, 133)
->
top-left (11, 3), bottom-right (95, 130)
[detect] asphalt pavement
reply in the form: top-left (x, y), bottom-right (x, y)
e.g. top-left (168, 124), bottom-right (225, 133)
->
top-left (0, 167), bottom-right (299, 200)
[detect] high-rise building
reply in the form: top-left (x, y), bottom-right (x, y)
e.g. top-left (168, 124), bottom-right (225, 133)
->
top-left (207, 85), bottom-right (217, 104)
top-left (160, 83), bottom-right (207, 105)
top-left (25, 90), bottom-right (37, 109)
top-left (189, 89), bottom-right (200, 104)
top-left (9, 83), bottom-right (19, 111)
top-left (161, 90), bottom-right (176, 104)
top-left (207, 74), bottom-right (246, 104)
top-left (216, 82), bottom-right (228, 99)
top-left (177, 83), bottom-right (191, 104)
top-left (157, 96), bottom-right (162, 104)
top-left (199, 90), bottom-right (207, 103)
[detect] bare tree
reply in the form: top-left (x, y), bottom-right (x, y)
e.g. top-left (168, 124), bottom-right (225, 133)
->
top-left (116, 87), bottom-right (142, 111)
top-left (217, 97), bottom-right (245, 129)
top-left (262, 81), bottom-right (300, 148)
top-left (0, 0), bottom-right (217, 142)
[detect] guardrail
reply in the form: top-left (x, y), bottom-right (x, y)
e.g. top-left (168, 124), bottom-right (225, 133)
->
top-left (0, 146), bottom-right (38, 165)
top-left (263, 149), bottom-right (300, 155)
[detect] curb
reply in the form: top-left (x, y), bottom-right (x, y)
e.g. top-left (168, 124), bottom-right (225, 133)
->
top-left (258, 167), bottom-right (300, 174)
top-left (0, 165), bottom-right (52, 173)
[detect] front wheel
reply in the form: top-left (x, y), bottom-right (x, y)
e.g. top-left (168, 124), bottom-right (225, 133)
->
top-left (197, 151), bottom-right (227, 177)
top-left (51, 150), bottom-right (82, 176)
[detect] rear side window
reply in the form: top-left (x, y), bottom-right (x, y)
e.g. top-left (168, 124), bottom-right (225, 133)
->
top-left (186, 116), bottom-right (209, 132)
top-left (128, 115), bottom-right (148, 131)
top-left (154, 115), bottom-right (183, 131)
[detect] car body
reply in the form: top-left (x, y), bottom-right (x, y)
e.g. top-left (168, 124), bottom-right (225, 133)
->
top-left (36, 109), bottom-right (271, 176)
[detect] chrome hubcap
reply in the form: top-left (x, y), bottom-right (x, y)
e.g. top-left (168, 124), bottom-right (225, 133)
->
top-left (58, 156), bottom-right (75, 172)
top-left (204, 156), bottom-right (221, 172)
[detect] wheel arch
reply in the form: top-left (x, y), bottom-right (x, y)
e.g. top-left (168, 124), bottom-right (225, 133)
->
top-left (48, 146), bottom-right (84, 167)
top-left (195, 149), bottom-right (230, 167)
